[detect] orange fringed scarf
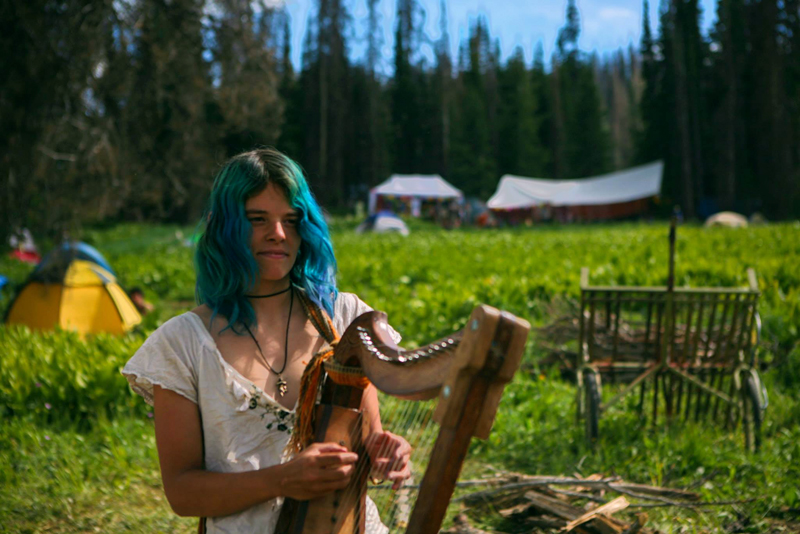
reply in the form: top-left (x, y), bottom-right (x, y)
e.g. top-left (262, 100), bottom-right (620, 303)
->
top-left (288, 291), bottom-right (371, 453)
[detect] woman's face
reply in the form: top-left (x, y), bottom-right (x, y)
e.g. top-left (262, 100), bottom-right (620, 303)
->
top-left (245, 183), bottom-right (301, 288)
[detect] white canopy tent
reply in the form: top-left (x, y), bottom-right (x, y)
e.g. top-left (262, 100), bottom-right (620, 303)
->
top-left (368, 174), bottom-right (464, 214)
top-left (488, 161), bottom-right (664, 210)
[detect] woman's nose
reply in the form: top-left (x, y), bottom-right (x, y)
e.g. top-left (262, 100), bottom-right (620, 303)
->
top-left (268, 221), bottom-right (286, 241)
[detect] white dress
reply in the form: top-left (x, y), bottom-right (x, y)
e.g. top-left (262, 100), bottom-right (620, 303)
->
top-left (122, 292), bottom-right (399, 534)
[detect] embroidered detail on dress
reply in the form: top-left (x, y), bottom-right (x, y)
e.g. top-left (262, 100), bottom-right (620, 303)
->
top-left (261, 401), bottom-right (294, 434)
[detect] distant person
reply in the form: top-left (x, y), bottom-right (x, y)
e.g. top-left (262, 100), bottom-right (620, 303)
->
top-left (128, 287), bottom-right (154, 315)
top-left (121, 148), bottom-right (409, 533)
top-left (672, 205), bottom-right (684, 224)
top-left (8, 227), bottom-right (41, 264)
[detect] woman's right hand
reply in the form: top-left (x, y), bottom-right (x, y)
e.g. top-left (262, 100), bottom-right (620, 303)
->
top-left (278, 443), bottom-right (359, 501)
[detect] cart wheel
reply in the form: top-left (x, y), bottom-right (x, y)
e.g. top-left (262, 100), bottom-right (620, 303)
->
top-left (584, 371), bottom-right (600, 446)
top-left (743, 373), bottom-right (763, 452)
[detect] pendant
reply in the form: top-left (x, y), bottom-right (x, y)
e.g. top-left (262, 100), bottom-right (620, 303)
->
top-left (276, 375), bottom-right (288, 397)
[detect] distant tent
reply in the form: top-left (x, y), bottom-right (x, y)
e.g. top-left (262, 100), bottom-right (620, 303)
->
top-left (368, 174), bottom-right (463, 215)
top-left (488, 161), bottom-right (663, 222)
top-left (4, 242), bottom-right (141, 336)
top-left (705, 212), bottom-right (748, 228)
top-left (36, 241), bottom-right (116, 276)
top-left (355, 211), bottom-right (410, 236)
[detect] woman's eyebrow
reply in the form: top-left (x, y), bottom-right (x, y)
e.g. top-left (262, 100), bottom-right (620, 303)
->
top-left (245, 208), bottom-right (299, 216)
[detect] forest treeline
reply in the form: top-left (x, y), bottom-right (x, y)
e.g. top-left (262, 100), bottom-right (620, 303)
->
top-left (1, 0), bottom-right (799, 243)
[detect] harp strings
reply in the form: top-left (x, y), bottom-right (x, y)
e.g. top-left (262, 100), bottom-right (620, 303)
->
top-left (332, 393), bottom-right (439, 532)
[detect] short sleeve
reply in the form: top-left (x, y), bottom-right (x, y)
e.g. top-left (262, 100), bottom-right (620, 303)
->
top-left (333, 293), bottom-right (402, 344)
top-left (122, 314), bottom-right (200, 406)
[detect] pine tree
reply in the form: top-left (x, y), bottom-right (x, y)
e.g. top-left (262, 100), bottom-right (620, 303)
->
top-left (123, 0), bottom-right (215, 221)
top-left (449, 18), bottom-right (497, 197)
top-left (497, 47), bottom-right (548, 177)
top-left (430, 0), bottom-right (452, 177)
top-left (391, 0), bottom-right (424, 173)
top-left (531, 43), bottom-right (555, 177)
top-left (552, 0), bottom-right (611, 178)
top-left (635, 0), bottom-right (664, 166)
top-left (211, 0), bottom-right (283, 157)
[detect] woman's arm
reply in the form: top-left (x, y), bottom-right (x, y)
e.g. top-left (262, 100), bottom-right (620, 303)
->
top-left (153, 385), bottom-right (357, 518)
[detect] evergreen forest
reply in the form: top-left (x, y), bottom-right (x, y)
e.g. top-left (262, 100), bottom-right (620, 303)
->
top-left (2, 0), bottom-right (800, 242)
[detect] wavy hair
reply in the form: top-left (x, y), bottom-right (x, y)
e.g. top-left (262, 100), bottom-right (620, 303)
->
top-left (195, 148), bottom-right (337, 329)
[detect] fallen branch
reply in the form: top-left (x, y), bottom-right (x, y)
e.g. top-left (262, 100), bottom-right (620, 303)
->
top-left (455, 477), bottom-right (622, 504)
top-left (628, 498), bottom-right (760, 509)
top-left (550, 487), bottom-right (609, 504)
top-left (565, 496), bottom-right (630, 531)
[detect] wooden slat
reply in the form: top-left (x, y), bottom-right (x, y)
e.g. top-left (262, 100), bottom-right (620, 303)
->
top-left (588, 298), bottom-right (597, 364)
top-left (713, 294), bottom-right (734, 362)
top-left (703, 298), bottom-right (719, 360)
top-left (643, 299), bottom-right (654, 360)
top-left (612, 292), bottom-right (622, 362)
top-left (689, 294), bottom-right (706, 364)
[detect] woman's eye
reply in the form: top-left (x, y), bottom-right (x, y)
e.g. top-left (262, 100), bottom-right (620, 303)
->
top-left (285, 218), bottom-right (298, 226)
top-left (248, 217), bottom-right (265, 224)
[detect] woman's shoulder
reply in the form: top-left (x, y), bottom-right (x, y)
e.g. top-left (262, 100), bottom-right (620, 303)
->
top-left (332, 292), bottom-right (401, 343)
top-left (334, 292), bottom-right (372, 320)
top-left (131, 309), bottom-right (214, 364)
top-left (122, 310), bottom-right (209, 406)
top-left (151, 309), bottom-right (208, 343)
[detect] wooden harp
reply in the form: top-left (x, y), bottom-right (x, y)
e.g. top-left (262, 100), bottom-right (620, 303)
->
top-left (276, 305), bottom-right (530, 534)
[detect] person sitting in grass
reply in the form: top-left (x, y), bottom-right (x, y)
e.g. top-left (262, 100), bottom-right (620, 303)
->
top-left (127, 287), bottom-right (154, 315)
top-left (123, 148), bottom-right (410, 533)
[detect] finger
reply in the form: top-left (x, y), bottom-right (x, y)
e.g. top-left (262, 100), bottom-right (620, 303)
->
top-left (395, 438), bottom-right (412, 457)
top-left (313, 442), bottom-right (350, 454)
top-left (387, 468), bottom-right (411, 490)
top-left (316, 452), bottom-right (358, 466)
top-left (302, 472), bottom-right (352, 493)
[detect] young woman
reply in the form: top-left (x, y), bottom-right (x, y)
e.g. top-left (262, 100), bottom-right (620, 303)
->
top-left (123, 148), bottom-right (410, 533)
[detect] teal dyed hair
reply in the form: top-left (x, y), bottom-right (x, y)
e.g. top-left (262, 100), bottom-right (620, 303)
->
top-left (195, 148), bottom-right (337, 329)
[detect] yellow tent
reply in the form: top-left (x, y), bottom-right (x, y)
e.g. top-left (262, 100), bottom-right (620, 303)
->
top-left (5, 259), bottom-right (141, 336)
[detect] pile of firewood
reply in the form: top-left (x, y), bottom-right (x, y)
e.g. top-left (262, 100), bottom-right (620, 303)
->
top-left (440, 473), bottom-right (703, 534)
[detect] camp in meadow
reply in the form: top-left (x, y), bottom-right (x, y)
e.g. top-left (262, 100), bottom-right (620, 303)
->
top-left (2, 0), bottom-right (800, 533)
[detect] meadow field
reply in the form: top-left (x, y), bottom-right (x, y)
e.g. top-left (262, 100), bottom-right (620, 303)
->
top-left (1, 221), bottom-right (799, 533)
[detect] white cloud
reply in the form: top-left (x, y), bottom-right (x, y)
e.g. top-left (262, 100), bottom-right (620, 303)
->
top-left (598, 6), bottom-right (637, 21)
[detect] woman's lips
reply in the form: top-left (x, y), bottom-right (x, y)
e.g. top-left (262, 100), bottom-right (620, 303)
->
top-left (259, 251), bottom-right (288, 259)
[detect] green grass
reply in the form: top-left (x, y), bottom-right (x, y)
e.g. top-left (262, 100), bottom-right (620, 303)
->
top-left (0, 416), bottom-right (194, 533)
top-left (1, 221), bottom-right (798, 532)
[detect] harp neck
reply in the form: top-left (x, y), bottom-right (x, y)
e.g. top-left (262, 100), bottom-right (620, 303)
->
top-left (331, 311), bottom-right (463, 400)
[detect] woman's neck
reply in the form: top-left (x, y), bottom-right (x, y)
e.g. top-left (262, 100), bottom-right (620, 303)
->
top-left (247, 280), bottom-right (294, 323)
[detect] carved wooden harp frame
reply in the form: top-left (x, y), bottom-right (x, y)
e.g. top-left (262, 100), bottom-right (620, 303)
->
top-left (276, 305), bottom-right (530, 534)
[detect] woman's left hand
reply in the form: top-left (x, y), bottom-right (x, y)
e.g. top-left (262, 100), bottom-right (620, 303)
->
top-left (364, 431), bottom-right (412, 490)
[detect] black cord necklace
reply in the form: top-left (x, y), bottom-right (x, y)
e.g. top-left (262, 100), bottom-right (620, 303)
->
top-left (245, 285), bottom-right (291, 299)
top-left (242, 288), bottom-right (293, 397)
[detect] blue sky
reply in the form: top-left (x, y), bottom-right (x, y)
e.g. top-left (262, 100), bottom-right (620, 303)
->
top-left (280, 0), bottom-right (718, 73)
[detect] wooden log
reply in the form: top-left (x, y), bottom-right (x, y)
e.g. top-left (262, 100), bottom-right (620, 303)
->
top-left (588, 515), bottom-right (629, 534)
top-left (497, 502), bottom-right (535, 518)
top-left (524, 490), bottom-right (584, 520)
top-left (565, 497), bottom-right (630, 531)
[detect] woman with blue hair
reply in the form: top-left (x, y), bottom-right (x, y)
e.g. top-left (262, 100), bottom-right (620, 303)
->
top-left (123, 148), bottom-right (410, 533)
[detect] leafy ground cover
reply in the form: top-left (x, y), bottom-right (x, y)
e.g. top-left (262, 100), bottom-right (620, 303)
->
top-left (0, 221), bottom-right (798, 532)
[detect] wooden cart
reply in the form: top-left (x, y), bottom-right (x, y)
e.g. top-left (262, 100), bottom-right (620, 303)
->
top-left (576, 222), bottom-right (767, 450)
